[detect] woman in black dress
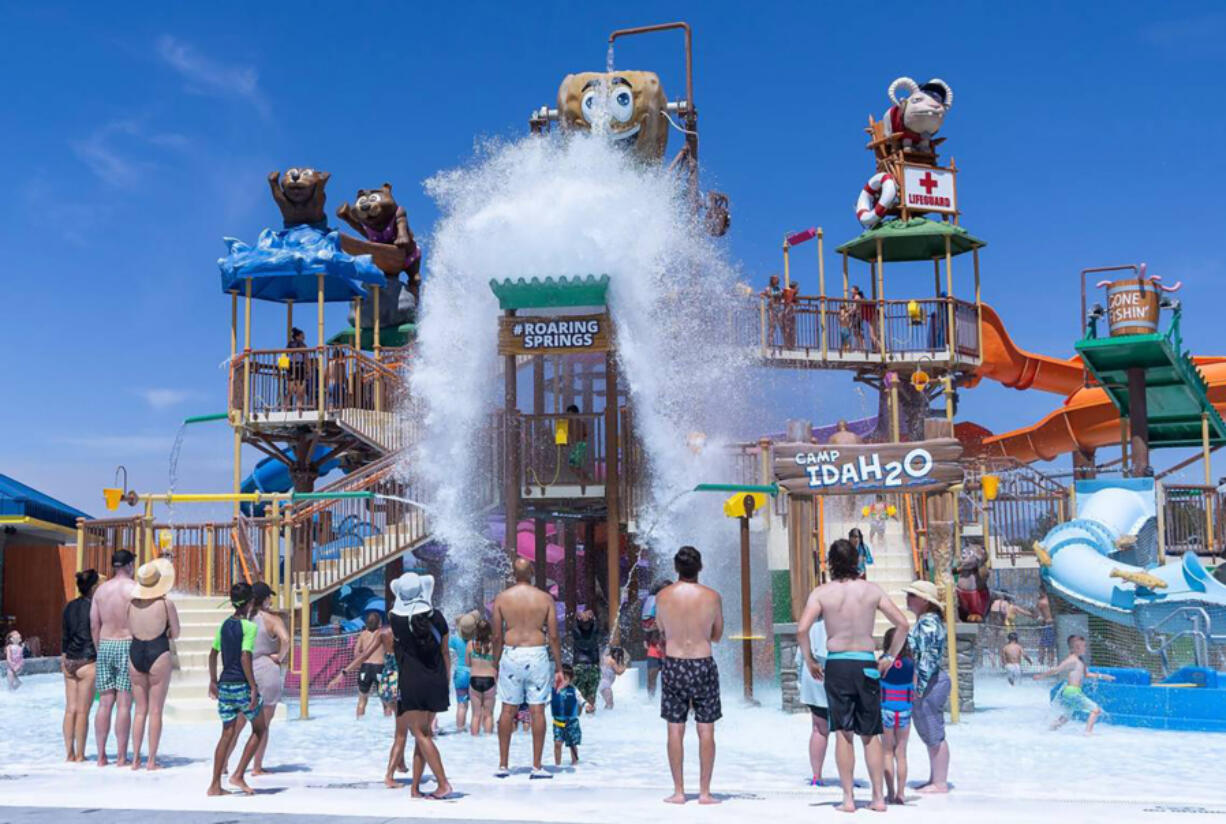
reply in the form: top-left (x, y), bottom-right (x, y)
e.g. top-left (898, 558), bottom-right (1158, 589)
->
top-left (62, 569), bottom-right (100, 761)
top-left (385, 572), bottom-right (452, 798)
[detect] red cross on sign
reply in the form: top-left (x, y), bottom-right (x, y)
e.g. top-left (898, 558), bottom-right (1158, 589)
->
top-left (918, 172), bottom-right (939, 195)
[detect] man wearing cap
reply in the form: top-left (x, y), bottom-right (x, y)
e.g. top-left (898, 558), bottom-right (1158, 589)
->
top-left (797, 539), bottom-right (909, 813)
top-left (90, 549), bottom-right (138, 766)
top-left (492, 558), bottom-right (564, 779)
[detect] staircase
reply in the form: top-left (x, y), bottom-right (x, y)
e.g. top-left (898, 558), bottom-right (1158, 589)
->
top-left (824, 505), bottom-right (917, 640)
top-left (163, 594), bottom-right (286, 724)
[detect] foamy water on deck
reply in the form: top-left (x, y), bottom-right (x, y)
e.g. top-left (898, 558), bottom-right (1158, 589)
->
top-left (3, 672), bottom-right (1224, 821)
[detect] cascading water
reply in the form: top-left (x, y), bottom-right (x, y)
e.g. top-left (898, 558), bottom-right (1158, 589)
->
top-left (406, 87), bottom-right (761, 670)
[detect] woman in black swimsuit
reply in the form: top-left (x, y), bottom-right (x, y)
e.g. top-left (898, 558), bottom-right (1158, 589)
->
top-left (465, 618), bottom-right (497, 735)
top-left (385, 573), bottom-right (452, 798)
top-left (62, 569), bottom-right (100, 762)
top-left (127, 558), bottom-right (180, 771)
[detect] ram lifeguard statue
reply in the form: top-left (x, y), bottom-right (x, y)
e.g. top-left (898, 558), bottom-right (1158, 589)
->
top-left (556, 71), bottom-right (670, 162)
top-left (882, 77), bottom-right (954, 155)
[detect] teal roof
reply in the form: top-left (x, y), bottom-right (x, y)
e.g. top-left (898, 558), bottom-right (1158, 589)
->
top-left (0, 474), bottom-right (92, 529)
top-left (489, 275), bottom-right (610, 311)
top-left (836, 218), bottom-right (985, 263)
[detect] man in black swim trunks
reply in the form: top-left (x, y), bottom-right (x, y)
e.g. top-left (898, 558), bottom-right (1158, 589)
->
top-left (655, 546), bottom-right (723, 806)
top-left (797, 539), bottom-right (909, 813)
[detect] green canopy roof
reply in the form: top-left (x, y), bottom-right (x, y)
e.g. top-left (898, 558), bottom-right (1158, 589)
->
top-left (489, 275), bottom-right (609, 311)
top-left (328, 323), bottom-right (416, 350)
top-left (836, 218), bottom-right (985, 263)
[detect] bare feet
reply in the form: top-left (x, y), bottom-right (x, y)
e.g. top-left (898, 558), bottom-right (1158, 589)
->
top-left (384, 776), bottom-right (401, 789)
top-left (869, 798), bottom-right (887, 812)
top-left (698, 793), bottom-right (722, 805)
top-left (410, 786), bottom-right (423, 798)
top-left (131, 758), bottom-right (142, 771)
top-left (228, 775), bottom-right (254, 796)
top-left (663, 793), bottom-right (687, 804)
top-left (97, 755), bottom-right (109, 767)
top-left (428, 782), bottom-right (453, 800)
top-left (116, 758), bottom-right (129, 768)
top-left (838, 798), bottom-right (857, 813)
top-left (917, 783), bottom-right (949, 794)
top-left (147, 761), bottom-right (161, 772)
top-left (206, 784), bottom-right (225, 796)
top-left (251, 768), bottom-right (269, 776)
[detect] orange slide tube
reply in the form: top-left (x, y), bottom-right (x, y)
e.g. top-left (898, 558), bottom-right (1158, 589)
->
top-left (971, 304), bottom-right (1084, 396)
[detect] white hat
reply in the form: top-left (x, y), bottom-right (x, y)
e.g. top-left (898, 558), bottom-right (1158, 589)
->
top-left (132, 558), bottom-right (175, 600)
top-left (901, 579), bottom-right (944, 611)
top-left (390, 572), bottom-right (434, 617)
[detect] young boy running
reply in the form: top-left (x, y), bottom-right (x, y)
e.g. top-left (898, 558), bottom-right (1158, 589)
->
top-left (207, 583), bottom-right (267, 795)
top-left (551, 664), bottom-right (582, 765)
top-left (1000, 632), bottom-right (1032, 685)
top-left (1032, 634), bottom-right (1114, 734)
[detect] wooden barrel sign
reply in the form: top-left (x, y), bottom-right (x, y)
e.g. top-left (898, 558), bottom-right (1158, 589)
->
top-left (1105, 278), bottom-right (1159, 336)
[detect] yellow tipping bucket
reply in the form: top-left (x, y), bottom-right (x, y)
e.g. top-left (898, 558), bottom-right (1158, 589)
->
top-left (554, 419), bottom-right (569, 445)
top-left (103, 488), bottom-right (124, 511)
top-left (982, 474), bottom-right (1000, 502)
top-left (724, 492), bottom-right (767, 519)
top-left (276, 354), bottom-right (291, 370)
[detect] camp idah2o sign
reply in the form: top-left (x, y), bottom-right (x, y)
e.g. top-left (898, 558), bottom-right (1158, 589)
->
top-left (773, 439), bottom-right (963, 495)
top-left (498, 313), bottom-right (611, 356)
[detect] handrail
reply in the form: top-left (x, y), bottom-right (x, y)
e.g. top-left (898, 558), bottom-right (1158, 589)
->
top-left (1143, 606), bottom-right (1211, 670)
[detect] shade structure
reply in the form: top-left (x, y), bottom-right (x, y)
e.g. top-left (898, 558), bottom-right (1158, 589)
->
top-left (836, 217), bottom-right (985, 263)
top-left (219, 225), bottom-right (387, 303)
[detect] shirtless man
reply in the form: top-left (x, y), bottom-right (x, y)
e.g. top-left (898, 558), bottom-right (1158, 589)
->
top-left (797, 539), bottom-right (909, 813)
top-left (656, 546), bottom-right (724, 805)
top-left (492, 558), bottom-right (563, 779)
top-left (328, 613), bottom-right (392, 717)
top-left (1000, 632), bottom-right (1031, 685)
top-left (90, 549), bottom-right (138, 766)
top-left (1033, 634), bottom-right (1114, 734)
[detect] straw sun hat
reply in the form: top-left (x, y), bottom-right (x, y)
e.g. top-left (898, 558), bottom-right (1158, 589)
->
top-left (901, 579), bottom-right (944, 611)
top-left (132, 557), bottom-right (176, 600)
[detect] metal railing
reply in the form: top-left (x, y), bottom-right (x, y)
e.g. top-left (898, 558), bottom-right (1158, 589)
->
top-left (1163, 484), bottom-right (1219, 557)
top-left (516, 412), bottom-right (606, 495)
top-left (735, 295), bottom-right (981, 363)
top-left (1143, 606), bottom-right (1212, 673)
top-left (964, 458), bottom-right (1068, 564)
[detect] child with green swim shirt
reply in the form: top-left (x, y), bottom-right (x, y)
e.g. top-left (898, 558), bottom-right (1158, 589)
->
top-left (1032, 634), bottom-right (1113, 734)
top-left (207, 582), bottom-right (266, 795)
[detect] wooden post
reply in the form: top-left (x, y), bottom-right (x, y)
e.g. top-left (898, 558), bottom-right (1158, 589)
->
top-left (75, 519), bottom-right (85, 573)
top-left (889, 377), bottom-right (901, 443)
top-left (299, 585), bottom-right (310, 720)
top-left (816, 496), bottom-right (826, 583)
top-left (242, 277), bottom-right (252, 425)
top-left (841, 252), bottom-right (849, 298)
top-left (534, 518), bottom-right (547, 590)
top-left (564, 522), bottom-right (578, 638)
top-left (739, 502), bottom-right (754, 701)
top-left (973, 248), bottom-right (982, 361)
top-left (1203, 413), bottom-right (1214, 555)
top-left (605, 349), bottom-right (621, 636)
top-left (818, 228), bottom-right (827, 362)
top-left (205, 527), bottom-right (215, 596)
top-left (875, 238), bottom-right (886, 359)
top-left (316, 274), bottom-right (325, 420)
top-left (504, 311), bottom-right (520, 564)
top-left (286, 300), bottom-right (293, 346)
top-left (758, 297), bottom-right (767, 355)
top-left (943, 569), bottom-right (960, 724)
top-left (584, 520), bottom-right (598, 610)
top-left (1156, 483), bottom-right (1167, 565)
top-left (944, 236), bottom-right (955, 362)
top-left (232, 429), bottom-right (242, 519)
top-left (782, 238), bottom-right (791, 289)
top-left (1128, 368), bottom-right (1149, 475)
top-left (373, 285), bottom-right (382, 411)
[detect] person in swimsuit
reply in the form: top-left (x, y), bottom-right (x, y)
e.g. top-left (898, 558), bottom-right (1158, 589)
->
top-left (797, 539), bottom-right (909, 813)
top-left (62, 569), bottom-right (100, 762)
top-left (550, 664), bottom-right (582, 765)
top-left (1033, 634), bottom-right (1114, 734)
top-left (90, 549), bottom-right (138, 766)
top-left (450, 612), bottom-right (476, 732)
top-left (851, 285), bottom-right (880, 351)
top-left (127, 558), bottom-right (180, 771)
top-left (4, 630), bottom-right (24, 689)
top-left (385, 572), bottom-right (453, 798)
top-left (1001, 632), bottom-right (1031, 685)
top-left (642, 581), bottom-right (669, 698)
top-left (207, 582), bottom-right (265, 796)
top-left (1036, 587), bottom-right (1056, 666)
top-left (795, 615), bottom-right (830, 786)
top-left (248, 583), bottom-right (288, 775)
top-left (571, 609), bottom-right (602, 712)
top-left (598, 646), bottom-right (627, 709)
top-left (848, 528), bottom-right (874, 579)
top-left (879, 627), bottom-right (915, 805)
top-left (492, 558), bottom-right (564, 780)
top-left (329, 612), bottom-right (390, 718)
top-left (656, 546), bottom-right (724, 806)
top-left (904, 579), bottom-right (951, 794)
top-left (466, 617), bottom-right (497, 736)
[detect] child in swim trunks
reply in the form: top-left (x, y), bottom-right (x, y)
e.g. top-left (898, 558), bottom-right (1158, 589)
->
top-left (551, 664), bottom-right (582, 765)
top-left (207, 583), bottom-right (266, 795)
top-left (1033, 634), bottom-right (1113, 734)
top-left (1000, 632), bottom-right (1031, 685)
top-left (880, 628), bottom-right (915, 805)
top-left (5, 631), bottom-right (24, 690)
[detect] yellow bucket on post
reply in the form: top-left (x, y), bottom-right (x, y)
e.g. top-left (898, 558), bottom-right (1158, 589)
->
top-left (982, 474), bottom-right (1000, 502)
top-left (554, 419), bottom-right (569, 445)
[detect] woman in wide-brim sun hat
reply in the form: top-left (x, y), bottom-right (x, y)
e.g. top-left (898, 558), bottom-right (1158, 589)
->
top-left (903, 579), bottom-right (951, 795)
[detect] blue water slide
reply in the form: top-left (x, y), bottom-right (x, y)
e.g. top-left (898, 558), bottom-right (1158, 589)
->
top-left (240, 447), bottom-right (343, 515)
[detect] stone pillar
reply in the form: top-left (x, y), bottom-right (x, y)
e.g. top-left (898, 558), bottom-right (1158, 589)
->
top-left (954, 623), bottom-right (977, 713)
top-left (774, 622), bottom-right (804, 713)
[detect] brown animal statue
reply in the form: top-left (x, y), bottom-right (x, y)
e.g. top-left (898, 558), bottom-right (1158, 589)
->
top-left (268, 167), bottom-right (331, 228)
top-left (336, 183), bottom-right (421, 299)
top-left (557, 71), bottom-right (669, 162)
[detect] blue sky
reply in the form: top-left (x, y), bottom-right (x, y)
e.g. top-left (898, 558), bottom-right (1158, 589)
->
top-left (3, 1), bottom-right (1225, 515)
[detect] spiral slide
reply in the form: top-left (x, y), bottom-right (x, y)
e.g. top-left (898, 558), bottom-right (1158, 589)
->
top-left (1040, 478), bottom-right (1226, 635)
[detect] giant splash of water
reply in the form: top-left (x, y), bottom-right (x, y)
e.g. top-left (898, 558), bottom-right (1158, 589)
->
top-left (407, 128), bottom-right (755, 624)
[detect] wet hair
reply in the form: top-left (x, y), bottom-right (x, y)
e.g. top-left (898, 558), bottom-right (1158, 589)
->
top-left (111, 549), bottom-right (135, 569)
top-left (1007, 632), bottom-right (1019, 643)
top-left (674, 546), bottom-right (702, 580)
top-left (848, 527), bottom-right (863, 544)
top-left (1067, 634), bottom-right (1084, 647)
top-left (882, 627), bottom-right (911, 659)
top-left (230, 581), bottom-right (253, 611)
top-left (561, 663), bottom-right (574, 679)
top-left (609, 646), bottom-right (626, 665)
top-left (473, 618), bottom-right (493, 656)
top-left (365, 612), bottom-right (382, 632)
top-left (76, 569), bottom-right (100, 597)
top-left (828, 539), bottom-right (859, 581)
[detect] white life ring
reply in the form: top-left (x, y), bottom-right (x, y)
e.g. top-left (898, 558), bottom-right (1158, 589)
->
top-left (855, 172), bottom-right (897, 228)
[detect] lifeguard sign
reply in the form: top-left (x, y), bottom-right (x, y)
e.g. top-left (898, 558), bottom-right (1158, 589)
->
top-left (902, 165), bottom-right (956, 216)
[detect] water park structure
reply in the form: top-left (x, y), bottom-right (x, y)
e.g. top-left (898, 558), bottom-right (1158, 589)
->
top-left (62, 23), bottom-right (1226, 740)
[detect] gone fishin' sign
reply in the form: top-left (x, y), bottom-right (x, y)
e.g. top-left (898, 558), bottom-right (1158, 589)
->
top-left (773, 438), bottom-right (963, 495)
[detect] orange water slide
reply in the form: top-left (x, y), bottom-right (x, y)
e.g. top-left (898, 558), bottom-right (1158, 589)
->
top-left (972, 304), bottom-right (1226, 463)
